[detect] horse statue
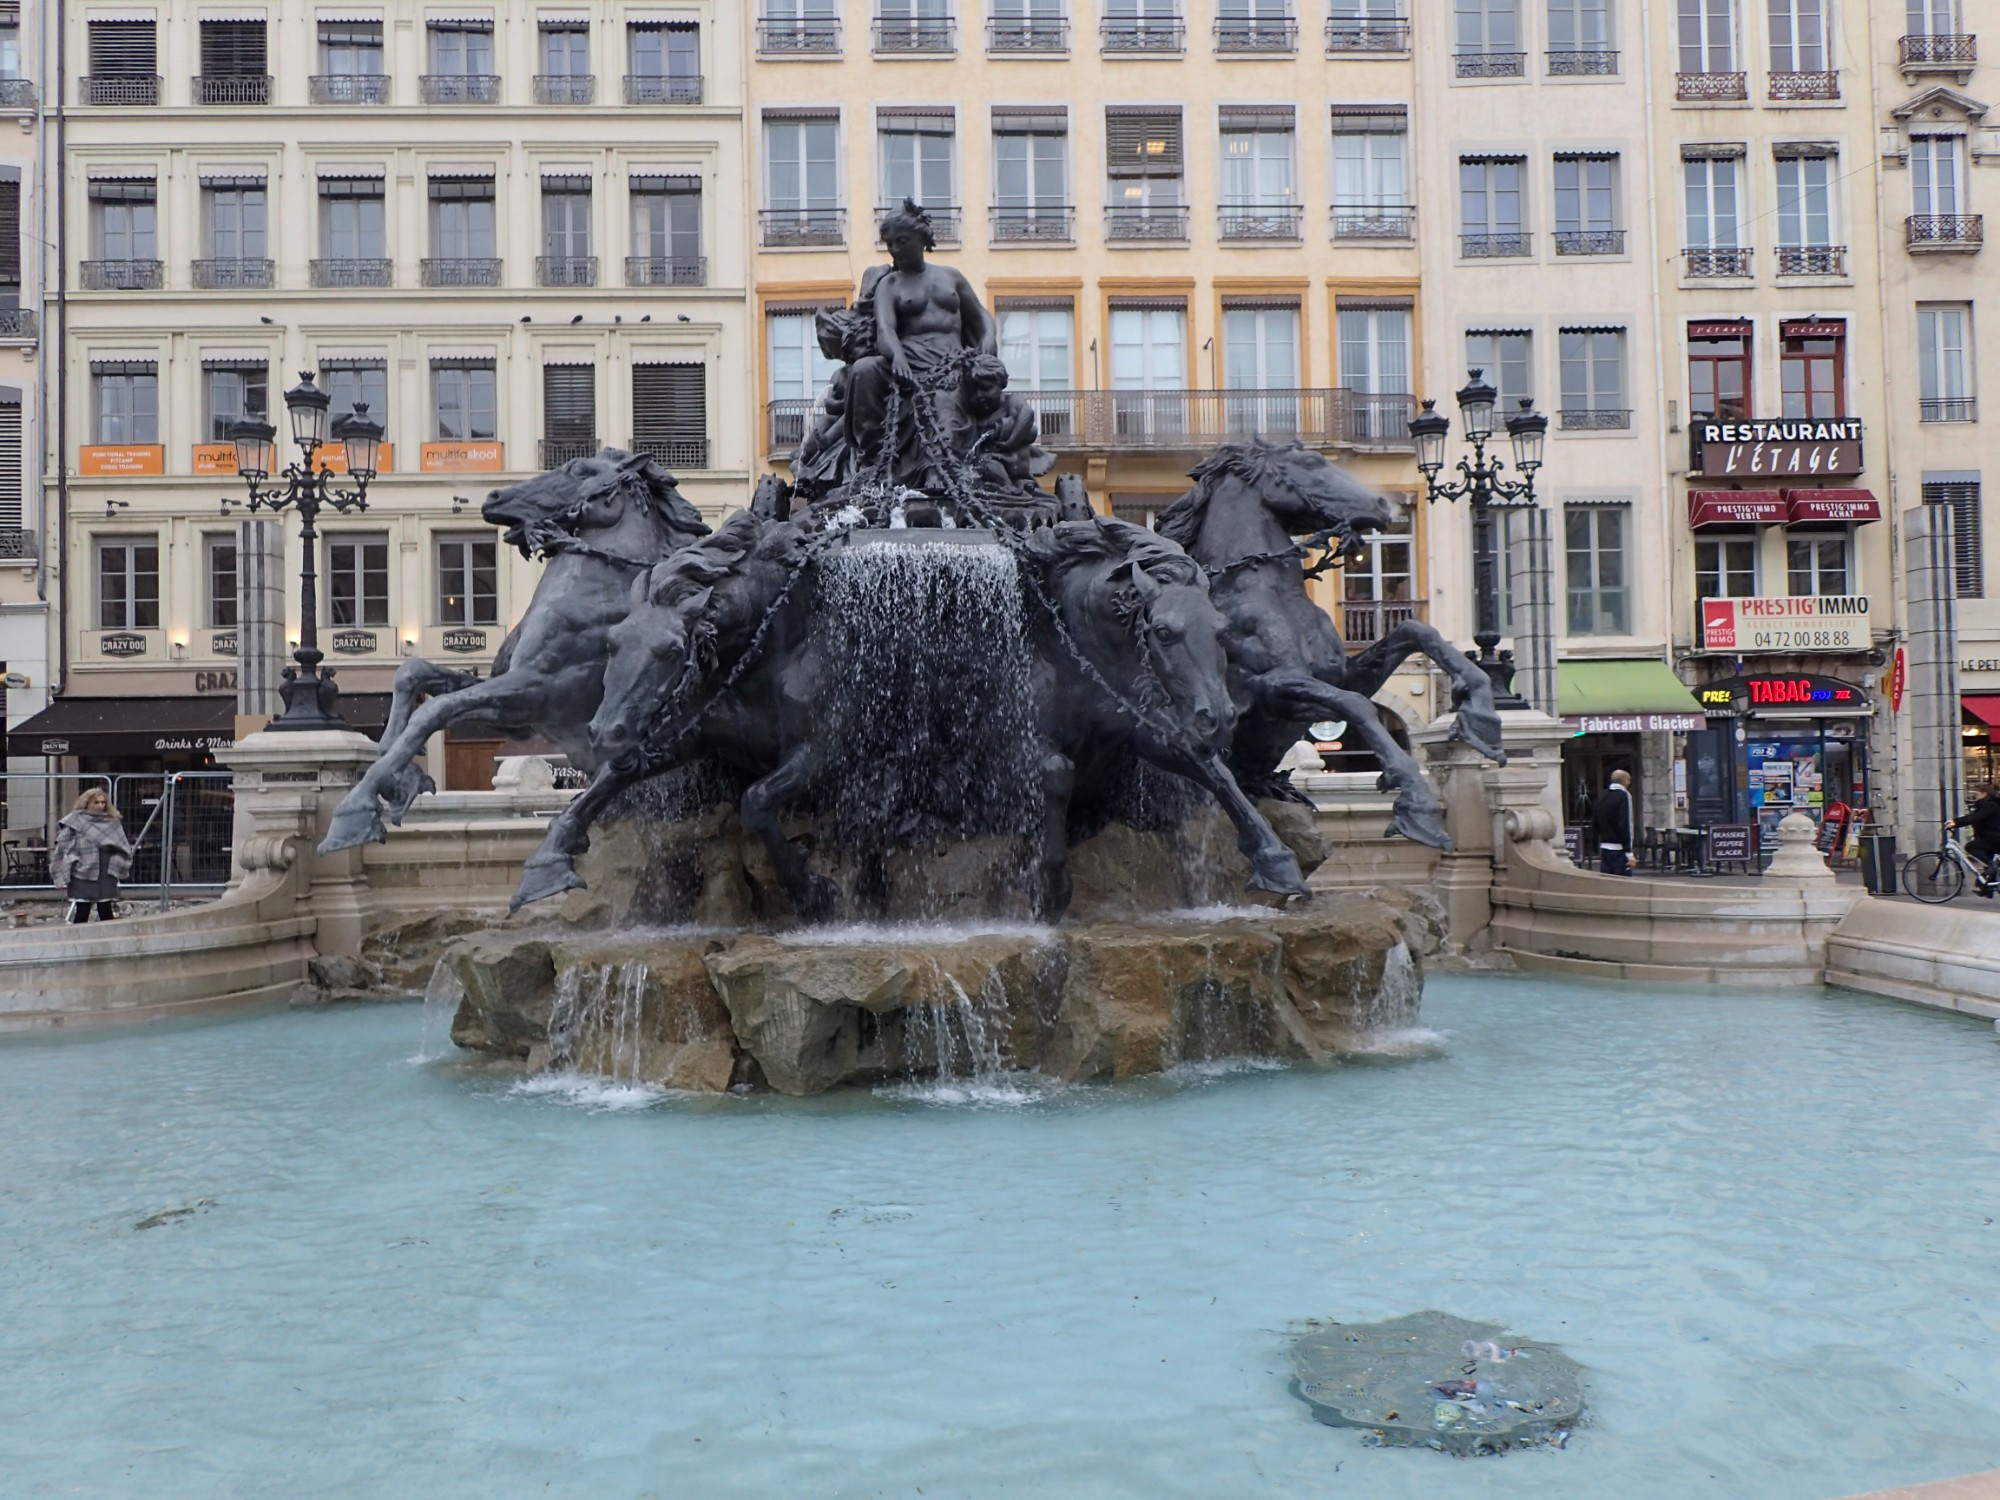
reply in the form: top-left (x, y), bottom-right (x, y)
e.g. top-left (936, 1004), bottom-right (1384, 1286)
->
top-left (1154, 440), bottom-right (1507, 851)
top-left (318, 447), bottom-right (711, 854)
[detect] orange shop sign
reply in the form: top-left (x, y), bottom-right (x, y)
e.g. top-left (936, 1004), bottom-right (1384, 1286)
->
top-left (78, 445), bottom-right (165, 477)
top-left (421, 441), bottom-right (504, 473)
top-left (192, 443), bottom-right (237, 475)
top-left (320, 442), bottom-right (394, 476)
top-left (195, 442), bottom-right (396, 476)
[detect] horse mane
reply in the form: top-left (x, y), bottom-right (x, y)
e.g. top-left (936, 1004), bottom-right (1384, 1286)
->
top-left (1155, 439), bottom-right (1314, 548)
top-left (630, 451), bottom-right (711, 539)
top-left (1029, 515), bottom-right (1202, 588)
top-left (645, 511), bottom-right (762, 607)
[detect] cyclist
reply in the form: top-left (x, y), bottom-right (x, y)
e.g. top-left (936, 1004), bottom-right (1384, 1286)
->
top-left (1946, 783), bottom-right (2000, 895)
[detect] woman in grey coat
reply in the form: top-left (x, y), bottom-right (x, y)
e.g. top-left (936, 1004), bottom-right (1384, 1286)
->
top-left (53, 787), bottom-right (134, 923)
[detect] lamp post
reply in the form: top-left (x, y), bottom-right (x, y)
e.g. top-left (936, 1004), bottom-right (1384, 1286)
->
top-left (1408, 369), bottom-right (1549, 709)
top-left (226, 372), bottom-right (385, 731)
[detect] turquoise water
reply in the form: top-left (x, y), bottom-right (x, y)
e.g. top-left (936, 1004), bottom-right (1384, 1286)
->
top-left (3, 976), bottom-right (1998, 1500)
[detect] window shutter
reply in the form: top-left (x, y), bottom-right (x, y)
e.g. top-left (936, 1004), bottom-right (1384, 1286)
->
top-left (0, 402), bottom-right (21, 531)
top-left (633, 362), bottom-right (706, 450)
top-left (87, 179), bottom-right (156, 204)
top-left (1219, 104), bottom-right (1293, 131)
top-left (1105, 109), bottom-right (1182, 176)
top-left (0, 181), bottom-right (18, 288)
top-left (542, 365), bottom-right (596, 442)
top-left (992, 105), bottom-right (1066, 134)
top-left (1925, 480), bottom-right (1984, 598)
top-left (630, 174), bottom-right (701, 193)
top-left (429, 175), bottom-right (497, 202)
top-left (200, 20), bottom-right (267, 76)
top-left (88, 20), bottom-right (157, 75)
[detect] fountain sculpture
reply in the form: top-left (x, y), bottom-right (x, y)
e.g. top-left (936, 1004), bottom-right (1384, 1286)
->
top-left (330, 201), bottom-right (1506, 1094)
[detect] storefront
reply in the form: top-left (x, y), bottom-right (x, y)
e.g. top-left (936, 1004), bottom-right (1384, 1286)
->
top-left (1557, 659), bottom-right (1709, 829)
top-left (1684, 673), bottom-right (1874, 848)
top-left (9, 693), bottom-right (393, 777)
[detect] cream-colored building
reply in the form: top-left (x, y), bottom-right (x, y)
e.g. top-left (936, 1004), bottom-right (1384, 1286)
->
top-left (32, 0), bottom-right (746, 781)
top-left (0, 0), bottom-right (47, 781)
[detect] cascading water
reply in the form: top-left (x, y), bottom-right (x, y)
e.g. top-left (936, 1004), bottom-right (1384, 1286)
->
top-left (412, 960), bottom-right (467, 1064)
top-left (545, 960), bottom-right (654, 1087)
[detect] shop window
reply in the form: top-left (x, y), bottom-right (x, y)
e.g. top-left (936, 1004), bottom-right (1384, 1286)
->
top-left (1780, 320), bottom-right (1845, 418)
top-left (326, 533), bottom-right (389, 626)
top-left (1695, 536), bottom-right (1756, 597)
top-left (206, 533), bottom-right (238, 628)
top-left (1688, 324), bottom-right (1750, 421)
top-left (1786, 534), bottom-right (1849, 596)
top-left (97, 537), bottom-right (159, 630)
top-left (1564, 501), bottom-right (1629, 635)
top-left (435, 535), bottom-right (497, 625)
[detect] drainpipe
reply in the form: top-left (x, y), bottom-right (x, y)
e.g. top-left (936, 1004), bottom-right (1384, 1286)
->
top-left (51, 0), bottom-right (67, 701)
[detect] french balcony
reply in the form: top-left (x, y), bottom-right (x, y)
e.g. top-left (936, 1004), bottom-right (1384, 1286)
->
top-left (0, 307), bottom-right (36, 340)
top-left (1214, 18), bottom-right (1297, 53)
top-left (535, 255), bottom-right (599, 287)
top-left (191, 257), bottom-right (275, 289)
top-left (624, 73), bottom-right (703, 103)
top-left (626, 255), bottom-right (708, 286)
top-left (80, 74), bottom-right (161, 106)
top-left (987, 18), bottom-right (1069, 52)
top-left (539, 438), bottom-right (599, 467)
top-left (1331, 204), bottom-right (1415, 240)
top-left (757, 18), bottom-right (842, 53)
top-left (533, 73), bottom-right (596, 103)
top-left (1100, 19), bottom-right (1184, 52)
top-left (1343, 599), bottom-right (1423, 647)
top-left (310, 257), bottom-right (394, 288)
top-left (1775, 243), bottom-right (1845, 276)
top-left (991, 204), bottom-right (1075, 242)
top-left (1899, 32), bottom-right (1976, 78)
top-left (1907, 213), bottom-right (1983, 252)
top-left (873, 18), bottom-right (957, 52)
top-left (1558, 407), bottom-right (1631, 431)
top-left (876, 203), bottom-right (961, 243)
top-left (1684, 245), bottom-right (1752, 277)
top-left (1219, 203), bottom-right (1303, 241)
top-left (1105, 205), bottom-right (1190, 242)
top-left (0, 78), bottom-right (39, 109)
top-left (1325, 16), bottom-right (1407, 52)
top-left (310, 73), bottom-right (390, 103)
top-left (1554, 228), bottom-right (1625, 256)
top-left (420, 257), bottom-right (503, 287)
top-left (192, 73), bottom-right (270, 105)
top-left (79, 259), bottom-right (165, 291)
top-left (1461, 231), bottom-right (1531, 258)
top-left (0, 526), bottom-right (36, 560)
top-left (1455, 50), bottom-right (1526, 77)
top-left (632, 437), bottom-right (711, 469)
top-left (1546, 48), bottom-right (1616, 74)
top-left (760, 207), bottom-right (846, 247)
top-left (420, 73), bottom-right (501, 103)
top-left (1676, 70), bottom-right (1747, 101)
top-left (1768, 69), bottom-right (1839, 100)
top-left (1920, 397), bottom-right (1977, 423)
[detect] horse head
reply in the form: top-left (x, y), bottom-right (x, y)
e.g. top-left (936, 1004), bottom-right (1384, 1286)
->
top-left (484, 446), bottom-right (711, 560)
top-left (1160, 440), bottom-right (1395, 565)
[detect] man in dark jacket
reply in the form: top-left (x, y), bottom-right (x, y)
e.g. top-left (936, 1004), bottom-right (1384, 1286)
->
top-left (1592, 769), bottom-right (1636, 875)
top-left (1948, 784), bottom-right (2000, 881)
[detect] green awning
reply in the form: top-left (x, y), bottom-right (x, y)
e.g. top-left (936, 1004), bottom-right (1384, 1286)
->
top-left (1558, 659), bottom-right (1709, 733)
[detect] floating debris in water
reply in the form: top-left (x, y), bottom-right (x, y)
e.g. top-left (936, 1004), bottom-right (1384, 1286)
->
top-left (1291, 1311), bottom-right (1584, 1455)
top-left (133, 1198), bottom-right (217, 1231)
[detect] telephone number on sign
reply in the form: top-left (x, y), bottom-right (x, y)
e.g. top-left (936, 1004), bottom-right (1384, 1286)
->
top-left (1741, 628), bottom-right (1865, 649)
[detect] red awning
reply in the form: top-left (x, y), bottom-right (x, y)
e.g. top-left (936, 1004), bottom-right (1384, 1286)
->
top-left (1785, 487), bottom-right (1881, 525)
top-left (1964, 696), bottom-right (2000, 728)
top-left (1688, 489), bottom-right (1785, 528)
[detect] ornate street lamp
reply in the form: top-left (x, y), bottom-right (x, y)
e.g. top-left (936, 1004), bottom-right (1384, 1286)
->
top-left (225, 372), bottom-right (385, 730)
top-left (1409, 369), bottom-right (1549, 708)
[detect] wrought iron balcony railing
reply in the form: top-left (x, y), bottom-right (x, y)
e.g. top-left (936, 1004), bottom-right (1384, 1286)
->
top-left (0, 78), bottom-right (39, 108)
top-left (1546, 47), bottom-right (1616, 74)
top-left (760, 208), bottom-right (846, 247)
top-left (421, 257), bottom-right (504, 287)
top-left (533, 73), bottom-right (596, 103)
top-left (1907, 213), bottom-right (1984, 250)
top-left (1899, 32), bottom-right (1976, 69)
top-left (991, 205), bottom-right (1075, 242)
top-left (1325, 16), bottom-right (1407, 51)
top-left (1676, 70), bottom-right (1747, 100)
top-left (192, 257), bottom-right (275, 289)
top-left (193, 73), bottom-right (270, 104)
top-left (310, 257), bottom-right (394, 288)
top-left (1219, 203), bottom-right (1303, 240)
top-left (633, 438), bottom-right (710, 469)
top-left (876, 203), bottom-right (961, 242)
top-left (1455, 49), bottom-right (1525, 76)
top-left (0, 308), bottom-right (38, 340)
top-left (1343, 599), bottom-right (1422, 647)
top-left (624, 73), bottom-right (702, 103)
top-left (310, 73), bottom-right (390, 103)
top-left (757, 18), bottom-right (842, 52)
top-left (420, 73), bottom-right (501, 103)
top-left (1213, 17), bottom-right (1297, 52)
top-left (79, 259), bottom-right (165, 291)
top-left (1100, 18), bottom-right (1184, 52)
top-left (1462, 231), bottom-right (1530, 257)
top-left (536, 255), bottom-right (598, 287)
top-left (873, 18), bottom-right (957, 51)
top-left (1332, 204), bottom-right (1415, 240)
top-left (987, 18), bottom-right (1068, 51)
top-left (0, 526), bottom-right (37, 560)
top-left (626, 255), bottom-right (708, 286)
top-left (1775, 243), bottom-right (1845, 275)
top-left (539, 438), bottom-right (599, 467)
top-left (1768, 69), bottom-right (1838, 100)
top-left (1554, 228), bottom-right (1625, 256)
top-left (1105, 205), bottom-right (1190, 241)
top-left (80, 74), bottom-right (161, 106)
top-left (1684, 245), bottom-right (1752, 277)
top-left (1558, 407), bottom-right (1631, 430)
top-left (1920, 397), bottom-right (1977, 423)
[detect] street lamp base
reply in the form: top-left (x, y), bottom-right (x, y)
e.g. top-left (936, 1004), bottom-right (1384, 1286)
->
top-left (264, 664), bottom-right (350, 731)
top-left (1468, 631), bottom-right (1533, 712)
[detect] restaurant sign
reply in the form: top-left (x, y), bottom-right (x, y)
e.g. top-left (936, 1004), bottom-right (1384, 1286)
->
top-left (1699, 595), bottom-right (1871, 652)
top-left (99, 632), bottom-right (148, 658)
top-left (441, 627), bottom-right (488, 653)
top-left (1689, 418), bottom-right (1863, 479)
top-left (211, 630), bottom-right (238, 656)
top-left (330, 629), bottom-right (378, 655)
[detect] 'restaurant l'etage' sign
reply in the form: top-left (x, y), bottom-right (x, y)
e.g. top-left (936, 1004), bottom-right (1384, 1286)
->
top-left (1689, 418), bottom-right (1863, 478)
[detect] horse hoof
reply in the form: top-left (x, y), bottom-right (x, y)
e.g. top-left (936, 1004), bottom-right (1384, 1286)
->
top-left (383, 769), bottom-right (437, 825)
top-left (1387, 803), bottom-right (1453, 852)
top-left (512, 859), bottom-right (585, 911)
top-left (1451, 711), bottom-right (1509, 766)
top-left (1247, 852), bottom-right (1311, 899)
top-left (318, 801), bottom-right (387, 853)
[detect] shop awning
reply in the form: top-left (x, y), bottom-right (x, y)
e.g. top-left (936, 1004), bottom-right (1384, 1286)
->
top-left (1688, 489), bottom-right (1785, 528)
top-left (1963, 695), bottom-right (2000, 728)
top-left (1785, 487), bottom-right (1881, 525)
top-left (1558, 659), bottom-right (1709, 734)
top-left (9, 694), bottom-right (392, 758)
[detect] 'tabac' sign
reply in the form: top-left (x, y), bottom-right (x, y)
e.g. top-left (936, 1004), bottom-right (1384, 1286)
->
top-left (1746, 677), bottom-right (1857, 706)
top-left (1698, 674), bottom-right (1867, 714)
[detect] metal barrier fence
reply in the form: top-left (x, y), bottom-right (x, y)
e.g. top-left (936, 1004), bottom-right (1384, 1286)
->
top-left (0, 771), bottom-right (235, 908)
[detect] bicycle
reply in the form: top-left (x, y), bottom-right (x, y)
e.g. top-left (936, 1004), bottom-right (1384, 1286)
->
top-left (1901, 829), bottom-right (2000, 904)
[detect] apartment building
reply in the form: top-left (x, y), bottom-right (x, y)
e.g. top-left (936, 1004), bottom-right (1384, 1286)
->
top-left (28, 0), bottom-right (746, 781)
top-left (0, 0), bottom-right (46, 782)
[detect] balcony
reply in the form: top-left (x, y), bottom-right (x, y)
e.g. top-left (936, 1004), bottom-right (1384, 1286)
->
top-left (422, 257), bottom-right (503, 287)
top-left (624, 73), bottom-right (703, 103)
top-left (310, 73), bottom-right (390, 103)
top-left (1330, 203), bottom-right (1415, 240)
top-left (1219, 203), bottom-right (1303, 241)
top-left (1899, 32), bottom-right (1976, 78)
top-left (534, 73), bottom-right (596, 103)
top-left (1907, 213), bottom-right (1984, 252)
top-left (1325, 16), bottom-right (1407, 51)
top-left (991, 205), bottom-right (1075, 242)
top-left (193, 73), bottom-right (270, 105)
top-left (0, 78), bottom-right (39, 109)
top-left (633, 438), bottom-right (710, 469)
top-left (757, 18), bottom-right (842, 53)
top-left (1106, 206), bottom-right (1190, 242)
top-left (80, 74), bottom-right (161, 106)
top-left (1920, 397), bottom-right (1977, 423)
top-left (1455, 50), bottom-right (1525, 77)
top-left (1213, 18), bottom-right (1297, 53)
top-left (79, 259), bottom-right (165, 291)
top-left (420, 73), bottom-right (501, 103)
top-left (539, 438), bottom-right (599, 467)
top-left (0, 526), bottom-right (36, 561)
top-left (760, 208), bottom-right (846, 247)
top-left (1558, 407), bottom-right (1631, 430)
top-left (876, 203), bottom-right (961, 243)
top-left (873, 18), bottom-right (957, 52)
top-left (1554, 228), bottom-right (1625, 256)
top-left (1100, 19), bottom-right (1184, 52)
top-left (0, 308), bottom-right (37, 340)
top-left (1768, 70), bottom-right (1838, 100)
top-left (191, 258), bottom-right (275, 289)
top-left (1462, 231), bottom-right (1530, 258)
top-left (310, 257), bottom-right (394, 288)
top-left (1343, 599), bottom-right (1422, 647)
top-left (1684, 245), bottom-right (1752, 277)
top-left (536, 256), bottom-right (599, 287)
top-left (987, 18), bottom-right (1068, 52)
top-left (1775, 243), bottom-right (1845, 276)
top-left (1546, 48), bottom-right (1616, 74)
top-left (1676, 70), bottom-right (1747, 100)
top-left (626, 255), bottom-right (708, 286)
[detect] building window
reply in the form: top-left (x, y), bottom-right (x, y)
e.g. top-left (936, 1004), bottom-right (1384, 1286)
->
top-left (1688, 324), bottom-right (1752, 420)
top-left (1105, 107), bottom-right (1185, 239)
top-left (992, 108), bottom-right (1070, 237)
top-left (91, 360), bottom-right (157, 444)
top-left (761, 0), bottom-right (842, 51)
top-left (1102, 0), bottom-right (1182, 49)
top-left (879, 110), bottom-right (957, 228)
top-left (767, 309), bottom-right (842, 446)
top-left (1557, 327), bottom-right (1626, 428)
top-left (430, 177), bottom-right (497, 260)
top-left (85, 19), bottom-right (159, 104)
top-left (630, 175), bottom-right (703, 283)
top-left (992, 0), bottom-right (1066, 49)
top-left (1787, 535), bottom-right (1849, 596)
top-left (321, 358), bottom-right (388, 427)
top-left (541, 365), bottom-right (596, 464)
top-left (1774, 150), bottom-right (1839, 271)
top-left (206, 533), bottom-right (238, 629)
top-left (877, 0), bottom-right (956, 50)
top-left (1330, 107), bottom-right (1409, 239)
top-left (1768, 0), bottom-right (1827, 74)
top-left (197, 18), bottom-right (268, 101)
top-left (320, 20), bottom-right (384, 76)
top-left (632, 362), bottom-right (708, 468)
top-left (1454, 0), bottom-right (1522, 73)
top-left (998, 301), bottom-right (1074, 390)
top-left (1564, 503), bottom-right (1629, 635)
top-left (1338, 302), bottom-right (1412, 441)
top-left (1459, 155), bottom-right (1527, 256)
top-left (1222, 300), bottom-right (1301, 433)
top-left (317, 177), bottom-right (388, 284)
top-left (0, 400), bottom-right (21, 533)
top-left (1678, 0), bottom-right (1737, 71)
top-left (97, 538), bottom-right (159, 631)
top-left (764, 114), bottom-right (843, 242)
top-left (199, 179), bottom-right (268, 285)
top-left (88, 180), bottom-right (157, 263)
top-left (428, 21), bottom-right (495, 76)
top-left (1466, 329), bottom-right (1533, 413)
top-left (1219, 107), bottom-right (1297, 238)
top-left (1215, 0), bottom-right (1294, 51)
top-left (1780, 319), bottom-right (1845, 418)
top-left (326, 534), bottom-right (390, 627)
top-left (1911, 134), bottom-right (1964, 218)
top-left (1109, 300), bottom-right (1187, 437)
top-left (1918, 304), bottom-right (1974, 422)
top-left (541, 20), bottom-right (589, 76)
top-left (1341, 510), bottom-right (1415, 646)
top-left (1925, 477), bottom-right (1983, 598)
top-left (1548, 0), bottom-right (1613, 62)
top-left (432, 360), bottom-right (497, 441)
top-left (202, 360), bottom-right (267, 444)
top-left (1695, 537), bottom-right (1757, 598)
top-left (1682, 152), bottom-right (1745, 273)
top-left (540, 176), bottom-right (593, 283)
top-left (627, 21), bottom-right (701, 102)
top-left (1553, 154), bottom-right (1621, 254)
top-left (436, 536), bottom-right (498, 626)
